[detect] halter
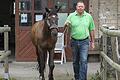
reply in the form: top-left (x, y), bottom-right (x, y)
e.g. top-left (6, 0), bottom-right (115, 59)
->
top-left (46, 14), bottom-right (59, 31)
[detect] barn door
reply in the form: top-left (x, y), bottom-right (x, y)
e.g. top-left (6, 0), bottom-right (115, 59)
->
top-left (15, 0), bottom-right (89, 61)
top-left (15, 0), bottom-right (46, 61)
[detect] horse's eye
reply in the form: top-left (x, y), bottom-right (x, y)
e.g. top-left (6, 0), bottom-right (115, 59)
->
top-left (52, 15), bottom-right (56, 18)
top-left (48, 17), bottom-right (51, 19)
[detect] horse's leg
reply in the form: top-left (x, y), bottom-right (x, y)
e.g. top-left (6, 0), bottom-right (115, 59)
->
top-left (35, 47), bottom-right (43, 80)
top-left (35, 47), bottom-right (39, 70)
top-left (37, 47), bottom-right (46, 80)
top-left (48, 49), bottom-right (55, 80)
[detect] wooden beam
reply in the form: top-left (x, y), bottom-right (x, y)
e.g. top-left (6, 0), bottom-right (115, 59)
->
top-left (0, 51), bottom-right (11, 61)
top-left (0, 27), bottom-right (11, 32)
top-left (0, 51), bottom-right (11, 55)
top-left (101, 51), bottom-right (120, 72)
top-left (100, 25), bottom-right (120, 37)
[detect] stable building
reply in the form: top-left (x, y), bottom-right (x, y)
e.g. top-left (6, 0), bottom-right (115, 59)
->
top-left (0, 0), bottom-right (101, 62)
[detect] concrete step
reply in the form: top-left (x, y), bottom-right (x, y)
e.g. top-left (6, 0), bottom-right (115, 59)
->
top-left (0, 62), bottom-right (100, 80)
top-left (88, 50), bottom-right (100, 62)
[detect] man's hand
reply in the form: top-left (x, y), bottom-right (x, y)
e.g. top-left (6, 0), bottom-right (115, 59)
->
top-left (64, 20), bottom-right (71, 26)
top-left (90, 42), bottom-right (95, 50)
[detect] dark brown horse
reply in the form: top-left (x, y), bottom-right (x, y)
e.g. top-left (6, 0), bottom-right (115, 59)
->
top-left (31, 6), bottom-right (60, 80)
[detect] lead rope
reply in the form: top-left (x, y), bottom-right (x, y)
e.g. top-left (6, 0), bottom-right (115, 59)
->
top-left (64, 26), bottom-right (72, 79)
top-left (57, 25), bottom-right (68, 37)
top-left (58, 25), bottom-right (73, 79)
top-left (57, 25), bottom-right (69, 49)
top-left (64, 25), bottom-right (73, 79)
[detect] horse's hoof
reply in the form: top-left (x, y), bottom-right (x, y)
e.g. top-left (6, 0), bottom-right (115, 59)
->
top-left (39, 76), bottom-right (45, 80)
top-left (49, 77), bottom-right (54, 80)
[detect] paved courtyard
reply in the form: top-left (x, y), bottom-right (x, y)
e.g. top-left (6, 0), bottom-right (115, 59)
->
top-left (0, 61), bottom-right (100, 80)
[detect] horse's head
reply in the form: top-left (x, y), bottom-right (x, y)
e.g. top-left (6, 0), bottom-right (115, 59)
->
top-left (44, 6), bottom-right (61, 36)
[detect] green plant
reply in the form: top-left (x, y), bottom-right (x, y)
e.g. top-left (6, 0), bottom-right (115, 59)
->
top-left (89, 71), bottom-right (102, 80)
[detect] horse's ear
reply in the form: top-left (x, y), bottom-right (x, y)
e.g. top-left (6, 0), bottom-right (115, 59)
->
top-left (56, 6), bottom-right (62, 12)
top-left (45, 8), bottom-right (50, 13)
top-left (55, 5), bottom-right (58, 9)
top-left (54, 5), bottom-right (61, 12)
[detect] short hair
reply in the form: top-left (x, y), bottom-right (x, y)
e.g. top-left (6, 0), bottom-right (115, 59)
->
top-left (77, 0), bottom-right (84, 3)
top-left (77, 0), bottom-right (85, 5)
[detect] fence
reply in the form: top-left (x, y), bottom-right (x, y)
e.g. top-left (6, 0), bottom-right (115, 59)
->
top-left (99, 25), bottom-right (120, 80)
top-left (0, 25), bottom-right (11, 80)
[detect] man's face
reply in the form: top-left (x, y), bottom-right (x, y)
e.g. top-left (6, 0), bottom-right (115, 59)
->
top-left (76, 2), bottom-right (85, 14)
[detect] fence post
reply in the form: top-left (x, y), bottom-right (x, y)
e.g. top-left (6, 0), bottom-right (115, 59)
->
top-left (100, 25), bottom-right (120, 80)
top-left (102, 33), bottom-right (107, 80)
top-left (111, 37), bottom-right (120, 80)
top-left (101, 30), bottom-right (107, 80)
top-left (4, 25), bottom-right (9, 80)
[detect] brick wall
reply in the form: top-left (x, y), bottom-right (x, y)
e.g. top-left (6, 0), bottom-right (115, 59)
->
top-left (118, 0), bottom-right (120, 28)
top-left (89, 0), bottom-right (99, 38)
top-left (90, 0), bottom-right (120, 38)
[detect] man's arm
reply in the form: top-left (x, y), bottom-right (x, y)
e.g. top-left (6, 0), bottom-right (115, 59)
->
top-left (90, 30), bottom-right (95, 43)
top-left (90, 30), bottom-right (95, 49)
top-left (63, 20), bottom-right (71, 31)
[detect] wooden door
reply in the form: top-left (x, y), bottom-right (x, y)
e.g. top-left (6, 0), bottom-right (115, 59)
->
top-left (15, 0), bottom-right (47, 61)
top-left (15, 0), bottom-right (89, 61)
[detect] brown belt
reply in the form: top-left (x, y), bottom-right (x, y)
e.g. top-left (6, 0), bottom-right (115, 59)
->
top-left (72, 37), bottom-right (89, 41)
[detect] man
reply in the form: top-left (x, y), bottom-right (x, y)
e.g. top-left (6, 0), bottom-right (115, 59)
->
top-left (64, 1), bottom-right (95, 80)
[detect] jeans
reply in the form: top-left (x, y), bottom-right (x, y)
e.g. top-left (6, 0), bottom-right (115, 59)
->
top-left (71, 38), bottom-right (89, 80)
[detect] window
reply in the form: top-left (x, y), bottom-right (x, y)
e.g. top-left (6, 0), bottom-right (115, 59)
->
top-left (19, 0), bottom-right (31, 11)
top-left (58, 13), bottom-right (68, 27)
top-left (69, 0), bottom-right (78, 12)
top-left (19, 13), bottom-right (32, 26)
top-left (34, 0), bottom-right (43, 23)
top-left (19, 0), bottom-right (32, 27)
top-left (54, 0), bottom-right (68, 12)
top-left (34, 0), bottom-right (41, 10)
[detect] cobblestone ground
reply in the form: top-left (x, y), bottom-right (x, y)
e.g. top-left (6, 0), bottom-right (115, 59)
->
top-left (0, 62), bottom-right (100, 80)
